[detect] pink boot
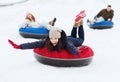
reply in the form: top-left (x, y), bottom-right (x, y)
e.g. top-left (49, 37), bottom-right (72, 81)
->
top-left (75, 10), bottom-right (86, 22)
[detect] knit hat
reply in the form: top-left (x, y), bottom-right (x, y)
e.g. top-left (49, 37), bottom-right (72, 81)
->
top-left (49, 27), bottom-right (62, 39)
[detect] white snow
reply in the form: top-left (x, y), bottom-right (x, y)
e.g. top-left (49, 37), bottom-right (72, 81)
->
top-left (0, 0), bottom-right (120, 82)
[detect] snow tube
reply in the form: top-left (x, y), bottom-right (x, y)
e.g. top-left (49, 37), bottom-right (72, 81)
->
top-left (89, 21), bottom-right (114, 29)
top-left (34, 45), bottom-right (94, 67)
top-left (19, 26), bottom-right (49, 39)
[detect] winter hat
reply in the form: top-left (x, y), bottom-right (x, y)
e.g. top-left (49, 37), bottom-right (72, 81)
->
top-left (49, 27), bottom-right (62, 39)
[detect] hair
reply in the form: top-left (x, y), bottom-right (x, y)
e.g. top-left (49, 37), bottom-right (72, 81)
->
top-left (45, 37), bottom-right (63, 52)
top-left (108, 5), bottom-right (111, 7)
top-left (25, 13), bottom-right (35, 22)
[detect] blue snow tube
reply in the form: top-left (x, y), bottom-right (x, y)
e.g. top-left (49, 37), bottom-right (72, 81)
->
top-left (89, 21), bottom-right (114, 29)
top-left (19, 26), bottom-right (49, 39)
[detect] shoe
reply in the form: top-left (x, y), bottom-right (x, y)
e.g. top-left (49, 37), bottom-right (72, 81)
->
top-left (73, 19), bottom-right (83, 27)
top-left (94, 16), bottom-right (97, 21)
top-left (53, 17), bottom-right (56, 23)
top-left (76, 10), bottom-right (85, 17)
top-left (87, 19), bottom-right (91, 25)
top-left (49, 17), bottom-right (57, 26)
top-left (87, 19), bottom-right (90, 23)
top-left (75, 10), bottom-right (86, 23)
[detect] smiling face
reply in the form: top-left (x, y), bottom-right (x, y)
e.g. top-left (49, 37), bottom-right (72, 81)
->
top-left (50, 37), bottom-right (59, 46)
top-left (107, 6), bottom-right (112, 12)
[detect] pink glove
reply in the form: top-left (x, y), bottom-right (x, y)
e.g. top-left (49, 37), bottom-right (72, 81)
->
top-left (8, 39), bottom-right (21, 49)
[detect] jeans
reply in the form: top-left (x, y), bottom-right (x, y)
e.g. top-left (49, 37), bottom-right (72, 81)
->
top-left (67, 25), bottom-right (84, 47)
top-left (89, 17), bottom-right (105, 24)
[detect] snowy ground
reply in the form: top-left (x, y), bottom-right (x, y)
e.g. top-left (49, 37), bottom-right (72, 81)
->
top-left (0, 0), bottom-right (120, 82)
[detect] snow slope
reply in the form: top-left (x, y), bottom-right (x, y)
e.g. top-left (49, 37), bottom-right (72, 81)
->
top-left (0, 0), bottom-right (120, 82)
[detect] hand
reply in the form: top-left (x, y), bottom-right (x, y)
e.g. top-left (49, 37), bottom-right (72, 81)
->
top-left (107, 18), bottom-right (111, 21)
top-left (8, 39), bottom-right (21, 49)
top-left (78, 45), bottom-right (87, 53)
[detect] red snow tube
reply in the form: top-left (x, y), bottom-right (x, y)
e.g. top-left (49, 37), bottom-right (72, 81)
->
top-left (34, 45), bottom-right (94, 67)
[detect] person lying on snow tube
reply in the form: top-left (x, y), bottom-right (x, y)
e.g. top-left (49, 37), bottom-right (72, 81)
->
top-left (20, 12), bottom-right (56, 29)
top-left (87, 5), bottom-right (114, 25)
top-left (8, 11), bottom-right (86, 56)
